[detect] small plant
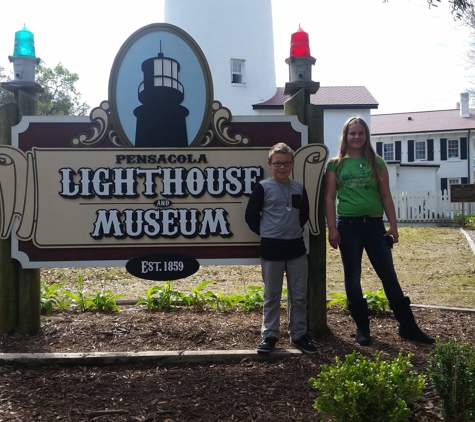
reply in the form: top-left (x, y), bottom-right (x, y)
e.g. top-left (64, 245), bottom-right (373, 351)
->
top-left (240, 285), bottom-right (264, 312)
top-left (327, 292), bottom-right (348, 311)
top-left (40, 283), bottom-right (72, 315)
top-left (87, 290), bottom-right (124, 313)
top-left (182, 280), bottom-right (214, 309)
top-left (204, 291), bottom-right (241, 313)
top-left (136, 282), bottom-right (182, 311)
top-left (364, 289), bottom-right (389, 314)
top-left (428, 338), bottom-right (475, 421)
top-left (309, 350), bottom-right (425, 422)
top-left (61, 275), bottom-right (91, 312)
top-left (327, 289), bottom-right (388, 315)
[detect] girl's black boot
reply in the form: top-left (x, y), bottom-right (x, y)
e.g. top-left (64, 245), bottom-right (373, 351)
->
top-left (390, 297), bottom-right (435, 344)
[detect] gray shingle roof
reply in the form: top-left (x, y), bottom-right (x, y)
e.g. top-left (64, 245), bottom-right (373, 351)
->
top-left (371, 109), bottom-right (475, 135)
top-left (253, 86), bottom-right (379, 109)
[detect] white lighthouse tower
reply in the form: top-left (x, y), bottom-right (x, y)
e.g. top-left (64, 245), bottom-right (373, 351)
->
top-left (164, 0), bottom-right (276, 116)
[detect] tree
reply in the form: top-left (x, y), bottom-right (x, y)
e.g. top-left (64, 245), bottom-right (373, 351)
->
top-left (0, 62), bottom-right (90, 116)
top-left (383, 0), bottom-right (474, 19)
top-left (0, 66), bottom-right (14, 106)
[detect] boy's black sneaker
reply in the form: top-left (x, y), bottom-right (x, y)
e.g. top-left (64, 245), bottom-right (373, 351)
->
top-left (291, 335), bottom-right (318, 354)
top-left (256, 337), bottom-right (277, 353)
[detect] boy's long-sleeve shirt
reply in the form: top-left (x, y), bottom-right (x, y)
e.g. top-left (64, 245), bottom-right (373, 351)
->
top-left (245, 178), bottom-right (309, 261)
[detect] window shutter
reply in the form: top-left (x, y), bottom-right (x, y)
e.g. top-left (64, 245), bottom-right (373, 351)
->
top-left (427, 139), bottom-right (434, 161)
top-left (395, 141), bottom-right (401, 161)
top-left (441, 178), bottom-right (448, 192)
top-left (461, 137), bottom-right (467, 160)
top-left (462, 177), bottom-right (468, 183)
top-left (440, 138), bottom-right (447, 161)
top-left (408, 140), bottom-right (414, 162)
top-left (376, 142), bottom-right (383, 156)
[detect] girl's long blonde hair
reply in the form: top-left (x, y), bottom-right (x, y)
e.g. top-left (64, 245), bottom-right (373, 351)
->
top-left (330, 116), bottom-right (382, 183)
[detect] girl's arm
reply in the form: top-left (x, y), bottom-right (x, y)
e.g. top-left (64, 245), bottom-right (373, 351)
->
top-left (324, 170), bottom-right (340, 249)
top-left (378, 166), bottom-right (399, 243)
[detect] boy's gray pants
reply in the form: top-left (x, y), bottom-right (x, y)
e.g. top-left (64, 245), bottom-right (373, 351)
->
top-left (260, 254), bottom-right (308, 341)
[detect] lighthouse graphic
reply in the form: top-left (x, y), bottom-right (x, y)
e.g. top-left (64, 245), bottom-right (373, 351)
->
top-left (134, 43), bottom-right (189, 148)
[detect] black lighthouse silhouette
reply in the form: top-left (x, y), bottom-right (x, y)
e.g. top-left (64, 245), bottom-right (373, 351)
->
top-left (134, 44), bottom-right (189, 147)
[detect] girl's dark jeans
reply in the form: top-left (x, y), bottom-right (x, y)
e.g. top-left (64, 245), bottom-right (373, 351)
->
top-left (336, 216), bottom-right (404, 305)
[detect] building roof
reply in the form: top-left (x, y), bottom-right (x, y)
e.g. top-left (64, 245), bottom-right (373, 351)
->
top-left (253, 86), bottom-right (379, 110)
top-left (371, 109), bottom-right (475, 135)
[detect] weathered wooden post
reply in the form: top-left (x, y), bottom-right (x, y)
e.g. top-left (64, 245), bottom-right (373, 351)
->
top-left (283, 26), bottom-right (327, 333)
top-left (0, 25), bottom-right (43, 335)
top-left (0, 104), bottom-right (20, 335)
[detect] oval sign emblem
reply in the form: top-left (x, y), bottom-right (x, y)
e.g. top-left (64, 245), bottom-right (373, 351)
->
top-left (126, 252), bottom-right (200, 281)
top-left (109, 23), bottom-right (213, 148)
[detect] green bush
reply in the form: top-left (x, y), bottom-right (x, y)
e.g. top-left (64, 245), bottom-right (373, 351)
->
top-left (454, 213), bottom-right (475, 229)
top-left (428, 338), bottom-right (475, 421)
top-left (309, 350), bottom-right (425, 422)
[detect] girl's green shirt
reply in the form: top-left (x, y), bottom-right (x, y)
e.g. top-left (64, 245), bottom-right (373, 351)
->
top-left (326, 156), bottom-right (386, 217)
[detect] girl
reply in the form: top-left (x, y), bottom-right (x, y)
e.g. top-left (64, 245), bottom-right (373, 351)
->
top-left (325, 117), bottom-right (434, 346)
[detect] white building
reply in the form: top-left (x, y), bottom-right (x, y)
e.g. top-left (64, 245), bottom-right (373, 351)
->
top-left (371, 93), bottom-right (475, 192)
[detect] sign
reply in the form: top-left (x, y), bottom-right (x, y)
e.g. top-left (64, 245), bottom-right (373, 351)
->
top-left (450, 184), bottom-right (475, 203)
top-left (126, 252), bottom-right (200, 281)
top-left (0, 23), bottom-right (329, 269)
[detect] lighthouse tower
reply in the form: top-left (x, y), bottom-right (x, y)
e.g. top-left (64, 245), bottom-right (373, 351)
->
top-left (164, 0), bottom-right (276, 116)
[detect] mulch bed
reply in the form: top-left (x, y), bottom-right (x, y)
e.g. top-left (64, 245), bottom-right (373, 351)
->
top-left (1, 305), bottom-right (474, 421)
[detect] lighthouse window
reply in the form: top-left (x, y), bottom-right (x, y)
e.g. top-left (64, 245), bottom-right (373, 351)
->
top-left (231, 59), bottom-right (245, 84)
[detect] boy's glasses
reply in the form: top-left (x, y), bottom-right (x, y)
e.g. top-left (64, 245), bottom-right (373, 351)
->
top-left (270, 161), bottom-right (293, 168)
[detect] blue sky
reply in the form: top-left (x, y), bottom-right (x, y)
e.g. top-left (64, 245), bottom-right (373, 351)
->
top-left (0, 0), bottom-right (472, 115)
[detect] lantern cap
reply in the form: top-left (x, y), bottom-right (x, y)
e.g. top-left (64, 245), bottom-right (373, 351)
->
top-left (286, 25), bottom-right (314, 60)
top-left (12, 24), bottom-right (37, 58)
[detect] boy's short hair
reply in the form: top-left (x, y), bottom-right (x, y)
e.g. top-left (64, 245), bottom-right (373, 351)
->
top-left (268, 143), bottom-right (294, 160)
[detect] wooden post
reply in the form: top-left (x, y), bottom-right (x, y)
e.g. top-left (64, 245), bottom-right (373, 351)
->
top-left (284, 89), bottom-right (328, 334)
top-left (0, 87), bottom-right (42, 335)
top-left (0, 103), bottom-right (20, 335)
top-left (15, 90), bottom-right (41, 335)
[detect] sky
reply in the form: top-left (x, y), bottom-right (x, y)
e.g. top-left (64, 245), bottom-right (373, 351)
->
top-left (0, 0), bottom-right (473, 115)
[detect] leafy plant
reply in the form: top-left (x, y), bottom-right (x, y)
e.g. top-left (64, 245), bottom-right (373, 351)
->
top-left (327, 289), bottom-right (388, 315)
top-left (87, 290), bottom-right (124, 313)
top-left (327, 292), bottom-right (348, 311)
top-left (204, 291), bottom-right (242, 313)
top-left (136, 282), bottom-right (182, 311)
top-left (40, 283), bottom-right (72, 315)
top-left (428, 338), bottom-right (475, 421)
top-left (364, 289), bottom-right (389, 314)
top-left (182, 280), bottom-right (214, 309)
top-left (309, 350), bottom-right (425, 422)
top-left (60, 274), bottom-right (90, 312)
top-left (240, 285), bottom-right (264, 312)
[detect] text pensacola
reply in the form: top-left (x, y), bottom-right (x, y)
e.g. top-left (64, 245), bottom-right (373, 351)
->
top-left (58, 164), bottom-right (263, 239)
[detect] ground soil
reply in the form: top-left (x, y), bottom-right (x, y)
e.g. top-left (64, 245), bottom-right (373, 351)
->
top-left (1, 304), bottom-right (475, 421)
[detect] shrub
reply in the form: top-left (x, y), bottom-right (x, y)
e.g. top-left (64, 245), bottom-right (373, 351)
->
top-left (428, 338), bottom-right (475, 421)
top-left (309, 350), bottom-right (425, 422)
top-left (454, 213), bottom-right (475, 229)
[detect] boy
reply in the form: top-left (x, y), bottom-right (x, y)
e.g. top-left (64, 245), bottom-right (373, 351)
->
top-left (245, 143), bottom-right (317, 354)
